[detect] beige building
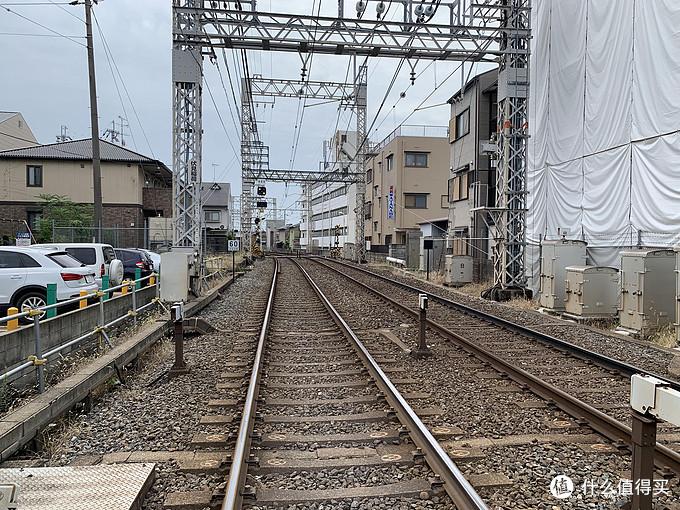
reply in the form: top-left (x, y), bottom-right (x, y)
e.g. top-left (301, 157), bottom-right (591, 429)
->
top-left (366, 126), bottom-right (450, 249)
top-left (0, 138), bottom-right (172, 247)
top-left (0, 112), bottom-right (37, 151)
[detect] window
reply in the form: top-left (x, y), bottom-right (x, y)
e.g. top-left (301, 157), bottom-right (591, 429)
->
top-left (365, 202), bottom-right (372, 219)
top-left (367, 169), bottom-right (373, 183)
top-left (386, 154), bottom-right (394, 172)
top-left (204, 210), bottom-right (221, 222)
top-left (0, 251), bottom-right (22, 268)
top-left (448, 171), bottom-right (470, 202)
top-left (20, 254), bottom-right (41, 267)
top-left (441, 195), bottom-right (448, 208)
top-left (27, 211), bottom-right (41, 231)
top-left (48, 253), bottom-right (82, 268)
top-left (65, 247), bottom-right (96, 265)
top-left (404, 193), bottom-right (428, 209)
top-left (373, 185), bottom-right (378, 198)
top-left (103, 246), bottom-right (116, 263)
top-left (404, 152), bottom-right (428, 168)
top-left (26, 165), bottom-right (43, 187)
top-left (341, 134), bottom-right (347, 143)
top-left (455, 109), bottom-right (470, 139)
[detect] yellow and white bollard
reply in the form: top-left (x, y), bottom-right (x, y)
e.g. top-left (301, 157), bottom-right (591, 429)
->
top-left (121, 280), bottom-right (129, 295)
top-left (79, 290), bottom-right (88, 309)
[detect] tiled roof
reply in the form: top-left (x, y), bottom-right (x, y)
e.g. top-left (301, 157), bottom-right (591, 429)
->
top-left (0, 138), bottom-right (156, 163)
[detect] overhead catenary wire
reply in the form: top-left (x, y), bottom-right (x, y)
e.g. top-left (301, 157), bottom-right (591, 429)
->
top-left (92, 9), bottom-right (157, 158)
top-left (0, 4), bottom-right (86, 46)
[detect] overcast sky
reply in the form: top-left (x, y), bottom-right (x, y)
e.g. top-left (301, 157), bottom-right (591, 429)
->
top-left (1, 0), bottom-right (493, 223)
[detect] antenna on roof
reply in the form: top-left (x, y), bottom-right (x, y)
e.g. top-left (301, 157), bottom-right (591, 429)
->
top-left (56, 125), bottom-right (72, 143)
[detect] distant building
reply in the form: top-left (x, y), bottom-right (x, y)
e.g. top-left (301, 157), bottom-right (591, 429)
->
top-left (366, 125), bottom-right (450, 251)
top-left (0, 112), bottom-right (37, 151)
top-left (0, 138), bottom-right (172, 247)
top-left (300, 130), bottom-right (358, 255)
top-left (200, 181), bottom-right (232, 252)
top-left (446, 68), bottom-right (497, 281)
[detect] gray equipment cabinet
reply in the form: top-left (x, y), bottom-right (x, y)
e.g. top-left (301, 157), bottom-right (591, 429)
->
top-left (619, 249), bottom-right (675, 337)
top-left (564, 266), bottom-right (619, 319)
top-left (445, 255), bottom-right (473, 286)
top-left (539, 239), bottom-right (587, 311)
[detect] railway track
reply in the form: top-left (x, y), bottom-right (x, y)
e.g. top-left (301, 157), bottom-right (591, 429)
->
top-left (220, 257), bottom-right (486, 509)
top-left (294, 257), bottom-right (680, 506)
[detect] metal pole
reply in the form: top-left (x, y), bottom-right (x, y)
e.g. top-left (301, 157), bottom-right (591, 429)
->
top-left (131, 281), bottom-right (138, 327)
top-left (413, 294), bottom-right (431, 358)
top-left (426, 248), bottom-right (430, 281)
top-left (631, 411), bottom-right (656, 510)
top-left (33, 315), bottom-right (44, 393)
top-left (169, 303), bottom-right (188, 376)
top-left (84, 0), bottom-right (103, 243)
top-left (232, 251), bottom-right (235, 281)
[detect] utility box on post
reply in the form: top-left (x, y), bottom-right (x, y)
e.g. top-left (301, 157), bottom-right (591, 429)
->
top-left (445, 255), bottom-right (473, 286)
top-left (539, 239), bottom-right (587, 311)
top-left (564, 266), bottom-right (619, 319)
top-left (619, 249), bottom-right (675, 337)
top-left (160, 252), bottom-right (191, 302)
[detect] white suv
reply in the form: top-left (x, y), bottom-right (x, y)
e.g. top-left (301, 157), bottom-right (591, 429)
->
top-left (0, 246), bottom-right (98, 317)
top-left (31, 243), bottom-right (122, 288)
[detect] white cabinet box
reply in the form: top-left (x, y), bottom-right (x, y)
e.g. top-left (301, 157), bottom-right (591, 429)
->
top-left (445, 255), bottom-right (473, 286)
top-left (564, 266), bottom-right (619, 319)
top-left (619, 249), bottom-right (675, 337)
top-left (539, 240), bottom-right (587, 310)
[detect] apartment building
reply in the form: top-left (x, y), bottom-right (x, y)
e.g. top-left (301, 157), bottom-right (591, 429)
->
top-left (447, 68), bottom-right (497, 281)
top-left (300, 130), bottom-right (358, 254)
top-left (366, 126), bottom-right (450, 250)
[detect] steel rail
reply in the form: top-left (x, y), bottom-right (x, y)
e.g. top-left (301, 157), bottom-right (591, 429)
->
top-left (317, 257), bottom-right (680, 393)
top-left (222, 258), bottom-right (279, 510)
top-left (290, 258), bottom-right (488, 510)
top-left (309, 257), bottom-right (680, 476)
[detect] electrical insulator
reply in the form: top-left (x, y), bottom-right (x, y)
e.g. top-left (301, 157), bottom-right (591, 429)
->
top-left (414, 4), bottom-right (424, 15)
top-left (424, 5), bottom-right (435, 16)
top-left (376, 1), bottom-right (386, 16)
top-left (356, 1), bottom-right (366, 13)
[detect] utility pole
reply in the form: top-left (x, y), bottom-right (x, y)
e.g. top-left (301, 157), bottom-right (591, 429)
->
top-left (84, 0), bottom-right (103, 242)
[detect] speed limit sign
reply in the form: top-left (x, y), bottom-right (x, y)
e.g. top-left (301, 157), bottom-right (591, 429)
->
top-left (228, 240), bottom-right (240, 252)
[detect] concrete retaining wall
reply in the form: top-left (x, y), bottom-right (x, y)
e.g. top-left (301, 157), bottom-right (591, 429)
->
top-left (0, 286), bottom-right (157, 374)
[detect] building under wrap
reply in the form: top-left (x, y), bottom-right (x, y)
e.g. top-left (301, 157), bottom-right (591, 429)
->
top-left (527, 0), bottom-right (680, 289)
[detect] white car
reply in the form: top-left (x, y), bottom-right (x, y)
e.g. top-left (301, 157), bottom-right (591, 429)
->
top-left (0, 246), bottom-right (98, 318)
top-left (30, 243), bottom-right (123, 288)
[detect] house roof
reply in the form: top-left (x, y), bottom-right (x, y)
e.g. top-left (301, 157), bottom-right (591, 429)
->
top-left (0, 112), bottom-right (18, 123)
top-left (447, 68), bottom-right (497, 104)
top-left (0, 138), bottom-right (159, 164)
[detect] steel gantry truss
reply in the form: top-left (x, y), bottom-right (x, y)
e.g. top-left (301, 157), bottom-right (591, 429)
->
top-left (172, 0), bottom-right (203, 250)
top-left (239, 71), bottom-right (368, 261)
top-left (171, 0), bottom-right (531, 295)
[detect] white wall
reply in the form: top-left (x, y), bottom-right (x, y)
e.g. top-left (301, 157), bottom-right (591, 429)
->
top-left (527, 0), bottom-right (680, 288)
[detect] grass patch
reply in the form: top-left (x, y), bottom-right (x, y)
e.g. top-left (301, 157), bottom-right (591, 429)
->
top-left (650, 325), bottom-right (678, 349)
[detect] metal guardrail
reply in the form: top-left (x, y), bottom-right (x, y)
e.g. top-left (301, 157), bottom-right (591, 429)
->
top-left (0, 273), bottom-right (160, 392)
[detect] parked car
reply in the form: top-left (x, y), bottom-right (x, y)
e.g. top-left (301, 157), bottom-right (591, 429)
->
top-left (0, 246), bottom-right (98, 320)
top-left (141, 249), bottom-right (161, 272)
top-left (31, 243), bottom-right (123, 288)
top-left (114, 248), bottom-right (154, 284)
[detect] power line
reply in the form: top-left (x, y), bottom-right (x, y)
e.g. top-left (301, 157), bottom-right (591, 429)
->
top-left (92, 9), bottom-right (156, 158)
top-left (91, 10), bottom-right (137, 150)
top-left (1, 4), bottom-right (86, 46)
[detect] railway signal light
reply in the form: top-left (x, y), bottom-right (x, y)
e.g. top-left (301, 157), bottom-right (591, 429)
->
top-left (257, 186), bottom-right (267, 196)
